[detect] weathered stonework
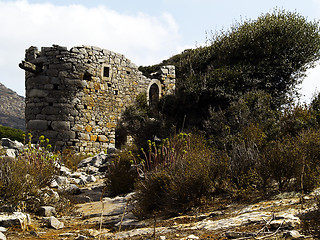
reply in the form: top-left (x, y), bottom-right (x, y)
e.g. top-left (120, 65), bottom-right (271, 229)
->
top-left (20, 45), bottom-right (175, 154)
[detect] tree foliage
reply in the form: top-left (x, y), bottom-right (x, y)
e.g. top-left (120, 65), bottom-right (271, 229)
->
top-left (152, 9), bottom-right (320, 130)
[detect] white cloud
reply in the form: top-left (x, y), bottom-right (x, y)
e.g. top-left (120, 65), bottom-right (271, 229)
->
top-left (0, 0), bottom-right (181, 96)
top-left (299, 64), bottom-right (320, 103)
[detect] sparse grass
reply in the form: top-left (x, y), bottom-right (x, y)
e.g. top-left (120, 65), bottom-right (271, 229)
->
top-left (0, 134), bottom-right (58, 211)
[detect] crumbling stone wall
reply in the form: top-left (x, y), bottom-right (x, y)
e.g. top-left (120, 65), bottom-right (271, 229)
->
top-left (20, 45), bottom-right (175, 153)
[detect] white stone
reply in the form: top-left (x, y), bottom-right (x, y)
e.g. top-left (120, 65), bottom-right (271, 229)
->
top-left (0, 232), bottom-right (6, 240)
top-left (47, 216), bottom-right (64, 229)
top-left (5, 149), bottom-right (16, 158)
top-left (60, 166), bottom-right (72, 177)
top-left (38, 206), bottom-right (56, 217)
top-left (185, 235), bottom-right (199, 240)
top-left (0, 212), bottom-right (30, 230)
top-left (283, 230), bottom-right (303, 239)
top-left (86, 175), bottom-right (96, 183)
top-left (54, 176), bottom-right (70, 186)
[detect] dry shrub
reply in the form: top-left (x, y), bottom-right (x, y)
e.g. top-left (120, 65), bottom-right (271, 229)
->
top-left (0, 135), bottom-right (58, 210)
top-left (105, 151), bottom-right (139, 197)
top-left (134, 133), bottom-right (230, 217)
top-left (262, 129), bottom-right (320, 192)
top-left (60, 148), bottom-right (90, 171)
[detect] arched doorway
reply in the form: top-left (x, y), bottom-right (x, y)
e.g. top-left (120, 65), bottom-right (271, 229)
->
top-left (149, 83), bottom-right (160, 116)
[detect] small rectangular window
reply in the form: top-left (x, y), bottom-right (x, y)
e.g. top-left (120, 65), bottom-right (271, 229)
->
top-left (103, 67), bottom-right (110, 78)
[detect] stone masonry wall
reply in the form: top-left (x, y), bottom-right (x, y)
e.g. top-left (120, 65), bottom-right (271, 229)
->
top-left (20, 45), bottom-right (175, 154)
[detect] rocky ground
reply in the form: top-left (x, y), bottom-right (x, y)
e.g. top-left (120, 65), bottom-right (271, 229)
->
top-left (1, 138), bottom-right (320, 239)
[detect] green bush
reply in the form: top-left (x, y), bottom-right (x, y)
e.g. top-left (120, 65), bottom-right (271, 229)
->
top-left (133, 133), bottom-right (230, 217)
top-left (0, 125), bottom-right (25, 142)
top-left (0, 134), bottom-right (58, 210)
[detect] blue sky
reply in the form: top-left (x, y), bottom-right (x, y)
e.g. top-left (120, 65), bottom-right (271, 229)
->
top-left (0, 0), bottom-right (320, 102)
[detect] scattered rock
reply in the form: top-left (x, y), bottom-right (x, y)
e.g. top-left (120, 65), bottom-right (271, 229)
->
top-left (46, 216), bottom-right (64, 229)
top-left (0, 212), bottom-right (31, 230)
top-left (1, 138), bottom-right (24, 151)
top-left (183, 235), bottom-right (199, 240)
top-left (59, 166), bottom-right (72, 177)
top-left (38, 206), bottom-right (56, 217)
top-left (64, 184), bottom-right (82, 195)
top-left (283, 230), bottom-right (303, 239)
top-left (84, 166), bottom-right (100, 175)
top-left (0, 232), bottom-right (6, 240)
top-left (5, 149), bottom-right (16, 158)
top-left (50, 179), bottom-right (59, 188)
top-left (54, 176), bottom-right (70, 187)
top-left (159, 236), bottom-right (166, 240)
top-left (38, 187), bottom-right (60, 204)
top-left (0, 227), bottom-right (6, 232)
top-left (86, 175), bottom-right (97, 183)
top-left (78, 152), bottom-right (106, 169)
top-left (87, 229), bottom-right (100, 237)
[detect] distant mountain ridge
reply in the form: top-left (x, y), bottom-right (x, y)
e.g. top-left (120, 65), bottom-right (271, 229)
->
top-left (0, 82), bottom-right (25, 130)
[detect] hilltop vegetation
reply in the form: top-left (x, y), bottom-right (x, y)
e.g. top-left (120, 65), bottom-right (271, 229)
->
top-left (0, 125), bottom-right (25, 142)
top-left (140, 9), bottom-right (320, 129)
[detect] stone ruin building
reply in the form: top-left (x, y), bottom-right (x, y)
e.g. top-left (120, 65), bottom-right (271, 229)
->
top-left (19, 45), bottom-right (175, 154)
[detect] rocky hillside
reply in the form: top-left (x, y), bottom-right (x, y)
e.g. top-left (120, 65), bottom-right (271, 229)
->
top-left (0, 82), bottom-right (25, 130)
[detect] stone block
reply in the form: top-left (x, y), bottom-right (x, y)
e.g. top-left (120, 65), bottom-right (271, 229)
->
top-left (46, 216), bottom-right (64, 229)
top-left (79, 133), bottom-right (90, 141)
top-left (106, 122), bottom-right (116, 129)
top-left (98, 135), bottom-right (108, 142)
top-left (57, 131), bottom-right (76, 139)
top-left (38, 206), bottom-right (57, 217)
top-left (46, 69), bottom-right (59, 77)
top-left (90, 135), bottom-right (97, 141)
top-left (85, 125), bottom-right (93, 132)
top-left (28, 89), bottom-right (48, 98)
top-left (42, 106), bottom-right (61, 115)
top-left (51, 121), bottom-right (70, 130)
top-left (28, 120), bottom-right (48, 131)
top-left (41, 130), bottom-right (58, 139)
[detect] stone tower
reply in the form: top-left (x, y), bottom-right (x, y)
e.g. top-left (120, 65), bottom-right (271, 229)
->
top-left (20, 45), bottom-right (175, 153)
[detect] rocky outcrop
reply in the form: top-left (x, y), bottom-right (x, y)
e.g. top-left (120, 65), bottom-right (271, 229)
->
top-left (0, 82), bottom-right (25, 130)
